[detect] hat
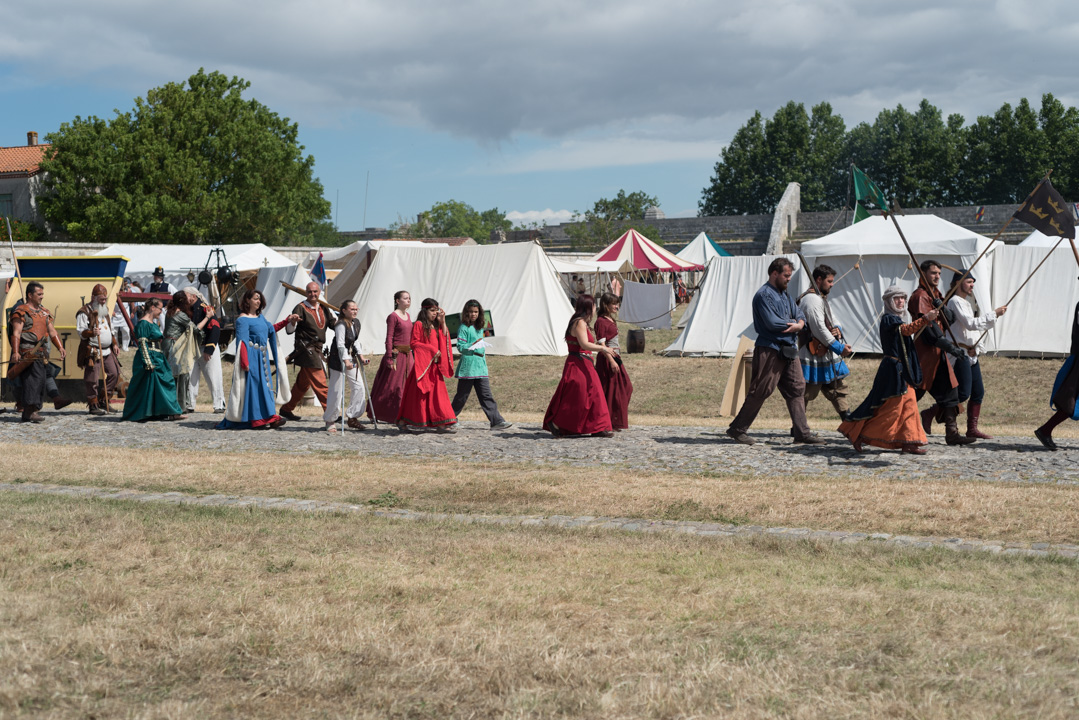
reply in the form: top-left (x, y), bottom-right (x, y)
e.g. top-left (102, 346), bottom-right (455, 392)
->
top-left (951, 268), bottom-right (973, 286)
top-left (91, 283), bottom-right (108, 298)
top-left (153, 266), bottom-right (165, 277)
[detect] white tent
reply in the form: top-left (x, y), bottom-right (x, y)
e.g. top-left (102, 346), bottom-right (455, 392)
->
top-left (989, 242), bottom-right (1079, 355)
top-left (324, 240), bottom-right (450, 307)
top-left (676, 232), bottom-right (731, 266)
top-left (799, 215), bottom-right (997, 353)
top-left (663, 254), bottom-right (807, 356)
top-left (1020, 229), bottom-right (1078, 248)
top-left (96, 242), bottom-right (296, 294)
top-left (342, 243), bottom-right (574, 356)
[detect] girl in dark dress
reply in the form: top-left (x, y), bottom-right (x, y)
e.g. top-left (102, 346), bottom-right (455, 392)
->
top-left (594, 292), bottom-right (633, 430)
top-left (838, 285), bottom-right (938, 455)
top-left (543, 294), bottom-right (617, 437)
top-left (368, 290), bottom-right (413, 423)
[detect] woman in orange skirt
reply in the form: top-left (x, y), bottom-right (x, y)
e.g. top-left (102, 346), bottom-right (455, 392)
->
top-left (838, 285), bottom-right (939, 455)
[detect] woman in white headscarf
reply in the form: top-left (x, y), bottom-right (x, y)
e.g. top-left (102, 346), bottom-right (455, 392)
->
top-left (838, 285), bottom-right (939, 455)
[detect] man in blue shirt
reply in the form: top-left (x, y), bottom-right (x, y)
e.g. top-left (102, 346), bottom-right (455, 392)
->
top-left (727, 258), bottom-right (824, 445)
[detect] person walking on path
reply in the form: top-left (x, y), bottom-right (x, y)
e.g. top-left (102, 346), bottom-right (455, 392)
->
top-left (727, 258), bottom-right (824, 445)
top-left (593, 292), bottom-right (633, 431)
top-left (450, 299), bottom-right (512, 430)
top-left (121, 298), bottom-right (185, 423)
top-left (279, 281), bottom-right (336, 421)
top-left (798, 264), bottom-right (853, 424)
top-left (368, 290), bottom-right (413, 423)
top-left (945, 270), bottom-right (1007, 439)
top-left (397, 298), bottom-right (457, 433)
top-left (911, 260), bottom-right (975, 446)
top-left (324, 300), bottom-right (370, 433)
top-left (839, 286), bottom-right (935, 455)
top-left (543, 294), bottom-right (616, 437)
top-left (1035, 299), bottom-right (1079, 451)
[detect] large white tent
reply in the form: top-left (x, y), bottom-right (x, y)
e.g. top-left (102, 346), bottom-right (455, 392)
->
top-left (799, 215), bottom-right (997, 353)
top-left (663, 254), bottom-right (807, 356)
top-left (340, 242), bottom-right (574, 356)
top-left (324, 240), bottom-right (450, 307)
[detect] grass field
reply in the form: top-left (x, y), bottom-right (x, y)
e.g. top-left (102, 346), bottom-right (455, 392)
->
top-left (1, 494), bottom-right (1077, 718)
top-left (2, 309), bottom-right (1077, 717)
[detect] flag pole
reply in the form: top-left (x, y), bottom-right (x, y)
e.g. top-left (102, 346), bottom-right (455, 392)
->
top-left (5, 217), bottom-right (23, 299)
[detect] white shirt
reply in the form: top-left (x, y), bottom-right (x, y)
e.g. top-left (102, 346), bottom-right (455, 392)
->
top-left (76, 303), bottom-right (114, 356)
top-left (946, 294), bottom-right (999, 364)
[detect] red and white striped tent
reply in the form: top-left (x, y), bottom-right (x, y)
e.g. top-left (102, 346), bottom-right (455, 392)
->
top-left (589, 229), bottom-right (703, 272)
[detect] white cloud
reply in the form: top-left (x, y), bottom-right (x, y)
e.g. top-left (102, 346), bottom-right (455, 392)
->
top-left (505, 209), bottom-right (576, 227)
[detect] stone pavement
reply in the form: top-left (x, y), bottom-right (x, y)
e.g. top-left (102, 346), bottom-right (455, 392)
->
top-left (2, 480), bottom-right (1075, 560)
top-left (0, 410), bottom-right (1075, 486)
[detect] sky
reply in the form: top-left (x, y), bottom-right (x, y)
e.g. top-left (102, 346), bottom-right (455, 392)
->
top-left (2, 0), bottom-right (1078, 233)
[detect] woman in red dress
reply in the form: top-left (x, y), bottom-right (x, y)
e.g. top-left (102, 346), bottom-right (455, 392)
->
top-left (594, 292), bottom-right (633, 430)
top-left (543, 294), bottom-right (616, 437)
top-left (397, 298), bottom-right (457, 433)
top-left (368, 290), bottom-right (413, 422)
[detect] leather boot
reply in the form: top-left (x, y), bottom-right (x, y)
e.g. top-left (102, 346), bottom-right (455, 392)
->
top-left (920, 404), bottom-right (937, 435)
top-left (966, 403), bottom-right (992, 439)
top-left (88, 401), bottom-right (106, 416)
top-left (21, 406), bottom-right (44, 423)
top-left (944, 406), bottom-right (975, 445)
top-left (52, 396), bottom-right (73, 410)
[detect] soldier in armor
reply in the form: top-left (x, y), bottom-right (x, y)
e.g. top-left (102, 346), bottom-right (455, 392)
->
top-left (8, 282), bottom-right (67, 423)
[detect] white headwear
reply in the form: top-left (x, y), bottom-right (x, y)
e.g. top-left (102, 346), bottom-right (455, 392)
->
top-left (882, 285), bottom-right (910, 323)
top-left (182, 286), bottom-right (207, 304)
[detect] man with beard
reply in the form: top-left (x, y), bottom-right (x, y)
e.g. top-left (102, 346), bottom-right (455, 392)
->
top-left (910, 260), bottom-right (975, 446)
top-left (727, 258), bottom-right (824, 445)
top-left (798, 264), bottom-right (853, 424)
top-left (183, 286), bottom-right (225, 414)
top-left (148, 267), bottom-right (176, 331)
top-left (279, 281), bottom-right (336, 421)
top-left (9, 282), bottom-right (67, 423)
top-left (76, 283), bottom-right (121, 415)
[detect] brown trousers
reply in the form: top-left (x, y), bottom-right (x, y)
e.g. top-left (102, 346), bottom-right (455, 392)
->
top-left (83, 352), bottom-right (120, 404)
top-left (729, 345), bottom-right (812, 438)
top-left (805, 375), bottom-right (850, 416)
top-left (281, 366), bottom-right (329, 412)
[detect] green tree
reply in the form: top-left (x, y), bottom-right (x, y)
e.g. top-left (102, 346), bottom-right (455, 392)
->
top-left (566, 189), bottom-right (661, 249)
top-left (403, 200), bottom-right (512, 242)
top-left (699, 102), bottom-right (847, 215)
top-left (39, 68), bottom-right (331, 245)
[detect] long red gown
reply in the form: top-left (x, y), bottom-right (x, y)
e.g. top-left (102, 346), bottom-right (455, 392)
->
top-left (593, 315), bottom-right (633, 430)
top-left (397, 322), bottom-right (456, 428)
top-left (368, 312), bottom-right (413, 422)
top-left (543, 329), bottom-right (613, 436)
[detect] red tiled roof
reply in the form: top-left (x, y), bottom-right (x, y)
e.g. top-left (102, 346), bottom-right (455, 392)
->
top-left (0, 144), bottom-right (50, 176)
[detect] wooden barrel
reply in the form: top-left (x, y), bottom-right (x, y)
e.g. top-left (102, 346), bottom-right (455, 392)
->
top-left (626, 328), bottom-right (645, 354)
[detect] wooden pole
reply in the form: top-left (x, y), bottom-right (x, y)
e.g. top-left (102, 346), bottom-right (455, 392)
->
top-left (5, 217), bottom-right (22, 299)
top-left (888, 201), bottom-right (961, 346)
top-left (280, 280), bottom-right (340, 314)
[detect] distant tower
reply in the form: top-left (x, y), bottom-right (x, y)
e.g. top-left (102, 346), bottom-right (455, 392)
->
top-left (644, 206), bottom-right (666, 220)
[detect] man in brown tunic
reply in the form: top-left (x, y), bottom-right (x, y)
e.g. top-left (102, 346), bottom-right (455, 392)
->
top-left (279, 281), bottom-right (337, 421)
top-left (910, 260), bottom-right (974, 446)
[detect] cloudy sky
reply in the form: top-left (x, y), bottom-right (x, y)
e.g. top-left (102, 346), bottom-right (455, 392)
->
top-left (2, 0), bottom-right (1077, 231)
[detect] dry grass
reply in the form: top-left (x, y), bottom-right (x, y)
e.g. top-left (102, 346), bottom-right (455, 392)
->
top-left (8, 443), bottom-right (1079, 545)
top-left (1, 493), bottom-right (1077, 719)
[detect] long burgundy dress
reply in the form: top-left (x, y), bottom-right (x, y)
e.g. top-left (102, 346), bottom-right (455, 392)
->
top-left (593, 315), bottom-right (633, 430)
top-left (368, 311), bottom-right (413, 422)
top-left (397, 322), bottom-right (456, 429)
top-left (543, 328), bottom-right (613, 436)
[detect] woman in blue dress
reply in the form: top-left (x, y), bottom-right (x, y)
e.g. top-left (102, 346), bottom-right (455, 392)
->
top-left (217, 290), bottom-right (289, 430)
top-left (121, 298), bottom-right (186, 422)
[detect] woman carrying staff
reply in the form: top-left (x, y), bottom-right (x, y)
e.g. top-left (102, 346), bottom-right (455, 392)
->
top-left (216, 290), bottom-right (288, 430)
top-left (121, 298), bottom-right (185, 422)
top-left (324, 300), bottom-right (370, 433)
top-left (946, 270), bottom-right (1007, 439)
top-left (838, 286), bottom-right (938, 455)
top-left (543, 294), bottom-right (616, 437)
top-left (397, 298), bottom-right (457, 433)
top-left (163, 290), bottom-right (213, 413)
top-left (594, 292), bottom-right (633, 430)
top-left (369, 290), bottom-right (413, 423)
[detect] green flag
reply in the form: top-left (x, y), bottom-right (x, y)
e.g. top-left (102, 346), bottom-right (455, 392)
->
top-left (852, 165), bottom-right (889, 214)
top-left (852, 202), bottom-right (872, 225)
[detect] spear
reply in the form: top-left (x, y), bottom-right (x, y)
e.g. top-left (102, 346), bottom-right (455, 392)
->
top-left (888, 200), bottom-right (961, 346)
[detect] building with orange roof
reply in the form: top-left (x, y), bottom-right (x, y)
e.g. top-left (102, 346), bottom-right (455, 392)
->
top-left (0, 132), bottom-right (50, 226)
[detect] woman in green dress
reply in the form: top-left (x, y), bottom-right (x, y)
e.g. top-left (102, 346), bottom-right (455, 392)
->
top-left (121, 299), bottom-right (186, 422)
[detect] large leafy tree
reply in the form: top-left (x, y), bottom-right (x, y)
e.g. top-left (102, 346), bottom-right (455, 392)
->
top-left (39, 69), bottom-right (332, 245)
top-left (566, 189), bottom-right (661, 249)
top-left (401, 199), bottom-right (512, 242)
